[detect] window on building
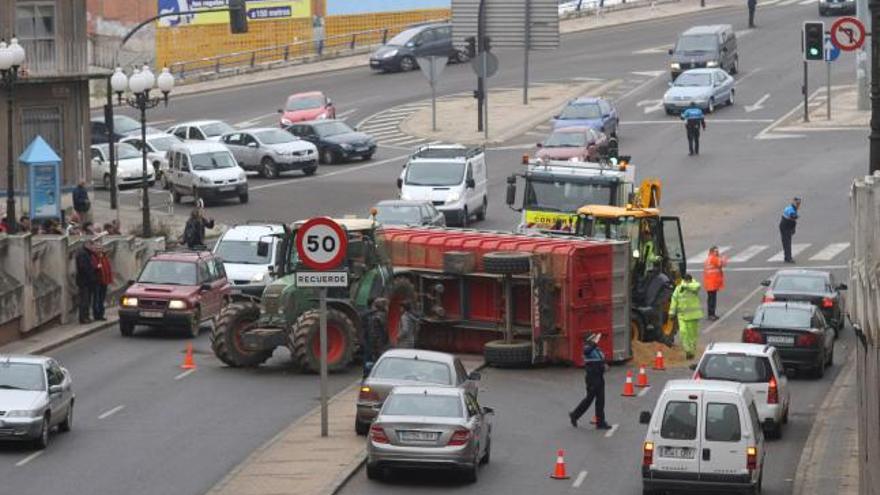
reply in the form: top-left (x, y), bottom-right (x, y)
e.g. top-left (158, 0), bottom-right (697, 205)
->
top-left (16, 2), bottom-right (56, 73)
top-left (21, 107), bottom-right (63, 154)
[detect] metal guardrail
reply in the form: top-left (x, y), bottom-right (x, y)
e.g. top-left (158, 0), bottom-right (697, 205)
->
top-left (168, 19), bottom-right (448, 80)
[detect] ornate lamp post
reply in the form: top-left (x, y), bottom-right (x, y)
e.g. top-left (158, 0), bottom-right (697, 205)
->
top-left (0, 38), bottom-right (26, 234)
top-left (110, 65), bottom-right (174, 237)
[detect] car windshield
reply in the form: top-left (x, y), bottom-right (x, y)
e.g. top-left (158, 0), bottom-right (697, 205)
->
top-left (97, 143), bottom-right (141, 160)
top-left (382, 394), bottom-right (463, 418)
top-left (191, 151), bottom-right (237, 170)
top-left (559, 103), bottom-right (602, 120)
top-left (314, 121), bottom-right (354, 137)
top-left (524, 179), bottom-right (613, 212)
top-left (405, 161), bottom-right (465, 186)
top-left (387, 27), bottom-right (420, 46)
top-left (699, 354), bottom-right (773, 383)
top-left (138, 260), bottom-right (197, 285)
top-left (675, 73), bottom-right (712, 87)
top-left (113, 115), bottom-right (141, 133)
top-left (375, 205), bottom-right (423, 225)
top-left (255, 129), bottom-right (297, 145)
top-left (544, 131), bottom-right (588, 148)
top-left (202, 122), bottom-right (235, 138)
top-left (772, 275), bottom-right (827, 293)
top-left (675, 34), bottom-right (717, 53)
top-left (286, 96), bottom-right (324, 111)
top-left (215, 240), bottom-right (272, 265)
top-left (148, 135), bottom-right (181, 152)
top-left (755, 306), bottom-right (812, 328)
top-left (371, 357), bottom-right (452, 385)
top-left (0, 362), bottom-right (45, 391)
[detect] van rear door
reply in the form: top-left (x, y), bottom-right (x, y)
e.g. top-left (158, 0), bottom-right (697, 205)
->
top-left (699, 392), bottom-right (749, 480)
top-left (652, 393), bottom-right (702, 476)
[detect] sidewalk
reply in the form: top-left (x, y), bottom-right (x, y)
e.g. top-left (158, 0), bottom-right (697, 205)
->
top-left (777, 84), bottom-right (868, 131)
top-left (0, 308), bottom-right (119, 355)
top-left (207, 354), bottom-right (485, 495)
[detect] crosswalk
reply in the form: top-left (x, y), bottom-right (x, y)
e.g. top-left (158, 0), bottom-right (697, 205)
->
top-left (762, 0), bottom-right (816, 6)
top-left (687, 242), bottom-right (851, 265)
top-left (356, 100), bottom-right (453, 149)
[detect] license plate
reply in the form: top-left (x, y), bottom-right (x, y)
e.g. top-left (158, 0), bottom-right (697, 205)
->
top-left (660, 447), bottom-right (694, 459)
top-left (767, 335), bottom-right (795, 346)
top-left (140, 310), bottom-right (163, 318)
top-left (399, 430), bottom-right (440, 442)
top-left (219, 186), bottom-right (235, 192)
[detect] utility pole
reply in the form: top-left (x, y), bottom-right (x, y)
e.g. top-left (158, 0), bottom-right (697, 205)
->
top-left (870, 0), bottom-right (880, 173)
top-left (476, 0), bottom-right (487, 132)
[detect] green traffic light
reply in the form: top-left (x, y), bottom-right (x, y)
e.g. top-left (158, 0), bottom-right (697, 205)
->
top-left (810, 48), bottom-right (820, 55)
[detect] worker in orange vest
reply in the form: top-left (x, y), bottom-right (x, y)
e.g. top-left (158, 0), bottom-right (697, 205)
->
top-left (702, 246), bottom-right (727, 321)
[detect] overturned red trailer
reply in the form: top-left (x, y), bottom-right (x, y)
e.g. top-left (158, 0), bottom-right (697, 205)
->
top-left (382, 227), bottom-right (632, 366)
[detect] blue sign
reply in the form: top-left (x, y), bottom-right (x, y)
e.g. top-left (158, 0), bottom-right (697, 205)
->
top-left (20, 136), bottom-right (62, 220)
top-left (825, 35), bottom-right (841, 62)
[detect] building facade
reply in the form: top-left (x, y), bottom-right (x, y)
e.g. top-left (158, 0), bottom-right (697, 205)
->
top-left (0, 0), bottom-right (92, 216)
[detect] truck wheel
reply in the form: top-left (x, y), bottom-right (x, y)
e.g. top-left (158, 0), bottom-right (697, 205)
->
top-left (291, 308), bottom-right (356, 373)
top-left (211, 302), bottom-right (273, 367)
top-left (387, 277), bottom-right (418, 346)
top-left (483, 252), bottom-right (531, 275)
top-left (484, 339), bottom-right (532, 368)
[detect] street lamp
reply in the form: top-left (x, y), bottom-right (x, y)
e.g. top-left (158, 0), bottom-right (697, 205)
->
top-left (110, 64), bottom-right (174, 237)
top-left (870, 0), bottom-right (880, 173)
top-left (0, 38), bottom-right (26, 234)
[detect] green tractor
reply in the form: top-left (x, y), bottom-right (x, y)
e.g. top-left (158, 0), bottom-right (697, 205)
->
top-left (211, 218), bottom-right (393, 373)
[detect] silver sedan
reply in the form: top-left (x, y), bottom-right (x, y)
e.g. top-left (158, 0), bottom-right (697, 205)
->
top-left (0, 355), bottom-right (75, 449)
top-left (663, 68), bottom-right (735, 114)
top-left (366, 385), bottom-right (493, 483)
top-left (221, 128), bottom-right (318, 179)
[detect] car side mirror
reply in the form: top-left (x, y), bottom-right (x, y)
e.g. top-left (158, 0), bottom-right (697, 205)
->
top-left (257, 240), bottom-right (270, 257)
top-left (553, 114), bottom-right (560, 120)
top-left (200, 283), bottom-right (212, 292)
top-left (326, 98), bottom-right (333, 106)
top-left (668, 48), bottom-right (674, 55)
top-left (276, 108), bottom-right (283, 114)
top-left (837, 283), bottom-right (848, 291)
top-left (760, 279), bottom-right (771, 287)
top-left (396, 177), bottom-right (403, 189)
top-left (127, 279), bottom-right (135, 286)
top-left (742, 314), bottom-right (754, 322)
top-left (639, 411), bottom-right (651, 424)
top-left (363, 361), bottom-right (374, 377)
top-left (536, 142), bottom-right (543, 148)
top-left (248, 142), bottom-right (258, 148)
top-left (722, 47), bottom-right (729, 53)
top-left (466, 178), bottom-right (476, 189)
top-left (49, 385), bottom-right (63, 395)
top-left (468, 371), bottom-right (481, 381)
top-left (482, 406), bottom-right (495, 415)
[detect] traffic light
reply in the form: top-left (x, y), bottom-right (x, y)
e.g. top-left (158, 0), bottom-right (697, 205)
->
top-left (465, 36), bottom-right (476, 59)
top-left (229, 0), bottom-right (248, 34)
top-left (803, 21), bottom-right (824, 61)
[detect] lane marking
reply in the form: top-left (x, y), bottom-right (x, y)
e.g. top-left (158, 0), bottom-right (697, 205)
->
top-left (798, 0), bottom-right (813, 4)
top-left (360, 122), bottom-right (400, 132)
top-left (604, 424), bottom-right (620, 438)
top-left (249, 153), bottom-right (409, 191)
top-left (755, 87), bottom-right (822, 140)
top-left (637, 386), bottom-right (652, 397)
top-left (744, 93), bottom-right (771, 113)
top-left (632, 44), bottom-right (673, 55)
top-left (98, 405), bottom-right (126, 419)
top-left (767, 243), bottom-right (810, 262)
top-left (631, 70), bottom-right (666, 78)
top-left (174, 368), bottom-right (197, 381)
top-left (380, 135), bottom-right (424, 145)
top-left (617, 72), bottom-right (666, 102)
top-left (728, 245), bottom-right (769, 263)
top-left (573, 470), bottom-right (589, 488)
top-left (336, 108), bottom-right (357, 119)
top-left (234, 112), bottom-right (277, 128)
top-left (690, 264), bottom-right (847, 273)
top-left (688, 246), bottom-right (731, 265)
top-left (16, 451), bottom-right (43, 467)
top-left (809, 242), bottom-right (850, 261)
top-left (702, 285), bottom-right (764, 335)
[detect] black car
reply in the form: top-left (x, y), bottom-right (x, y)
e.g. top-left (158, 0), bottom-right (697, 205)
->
top-left (369, 23), bottom-right (467, 73)
top-left (761, 269), bottom-right (847, 337)
top-left (742, 302), bottom-right (835, 378)
top-left (90, 115), bottom-right (159, 144)
top-left (284, 120), bottom-right (376, 164)
top-left (372, 199), bottom-right (446, 227)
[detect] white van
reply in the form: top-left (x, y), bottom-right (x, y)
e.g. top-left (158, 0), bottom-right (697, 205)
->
top-left (166, 141), bottom-right (249, 205)
top-left (640, 379), bottom-right (765, 495)
top-left (212, 223), bottom-right (285, 286)
top-left (397, 145), bottom-right (488, 227)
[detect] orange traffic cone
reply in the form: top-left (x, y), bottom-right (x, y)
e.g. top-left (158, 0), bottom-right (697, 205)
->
top-left (181, 343), bottom-right (197, 370)
top-left (637, 364), bottom-right (649, 388)
top-left (653, 349), bottom-right (666, 371)
top-left (621, 370), bottom-right (636, 397)
top-left (550, 449), bottom-right (570, 479)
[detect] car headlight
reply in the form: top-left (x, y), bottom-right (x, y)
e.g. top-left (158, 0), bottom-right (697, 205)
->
top-left (447, 191), bottom-right (461, 203)
top-left (340, 143), bottom-right (352, 150)
top-left (251, 271), bottom-right (270, 283)
top-left (317, 112), bottom-right (328, 120)
top-left (670, 62), bottom-right (680, 70)
top-left (168, 299), bottom-right (187, 310)
top-left (6, 409), bottom-right (39, 418)
top-left (706, 60), bottom-right (719, 67)
top-left (199, 176), bottom-right (212, 184)
top-left (382, 49), bottom-right (398, 58)
top-left (281, 118), bottom-right (292, 126)
top-left (238, 172), bottom-right (247, 181)
top-left (121, 296), bottom-right (138, 307)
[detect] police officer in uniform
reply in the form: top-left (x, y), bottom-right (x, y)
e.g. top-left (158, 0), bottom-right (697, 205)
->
top-left (681, 102), bottom-right (707, 156)
top-left (779, 197), bottom-right (801, 263)
top-left (569, 333), bottom-right (612, 429)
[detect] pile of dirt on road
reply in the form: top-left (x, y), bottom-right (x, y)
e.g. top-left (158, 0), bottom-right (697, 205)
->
top-left (630, 340), bottom-right (705, 369)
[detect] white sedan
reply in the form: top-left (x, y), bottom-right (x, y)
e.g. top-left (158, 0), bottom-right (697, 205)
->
top-left (121, 133), bottom-right (182, 189)
top-left (90, 143), bottom-right (155, 190)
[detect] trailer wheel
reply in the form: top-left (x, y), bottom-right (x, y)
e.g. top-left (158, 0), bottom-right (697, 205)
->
top-left (482, 252), bottom-right (531, 275)
top-left (387, 276), bottom-right (418, 345)
top-left (291, 308), bottom-right (356, 373)
top-left (211, 302), bottom-right (273, 367)
top-left (484, 340), bottom-right (533, 368)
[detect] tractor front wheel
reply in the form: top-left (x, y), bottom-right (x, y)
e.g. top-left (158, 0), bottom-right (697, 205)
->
top-left (290, 308), bottom-right (357, 373)
top-left (211, 302), bottom-right (274, 367)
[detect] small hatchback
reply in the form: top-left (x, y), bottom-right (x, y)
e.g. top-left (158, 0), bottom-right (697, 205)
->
top-left (694, 343), bottom-right (790, 438)
top-left (640, 379), bottom-right (765, 495)
top-left (119, 251), bottom-right (231, 337)
top-left (0, 355), bottom-right (74, 449)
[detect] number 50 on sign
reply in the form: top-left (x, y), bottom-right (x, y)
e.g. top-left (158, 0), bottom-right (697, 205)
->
top-left (295, 217), bottom-right (348, 271)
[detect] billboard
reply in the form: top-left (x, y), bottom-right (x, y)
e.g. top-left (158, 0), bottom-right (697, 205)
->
top-left (327, 0), bottom-right (449, 16)
top-left (157, 0), bottom-right (311, 27)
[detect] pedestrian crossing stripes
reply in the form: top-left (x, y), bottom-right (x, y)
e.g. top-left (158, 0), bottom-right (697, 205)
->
top-left (687, 242), bottom-right (850, 265)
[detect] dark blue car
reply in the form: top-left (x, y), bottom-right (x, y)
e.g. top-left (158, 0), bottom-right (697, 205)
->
top-left (551, 97), bottom-right (619, 137)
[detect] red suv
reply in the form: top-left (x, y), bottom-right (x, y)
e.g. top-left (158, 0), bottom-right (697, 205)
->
top-left (118, 251), bottom-right (231, 337)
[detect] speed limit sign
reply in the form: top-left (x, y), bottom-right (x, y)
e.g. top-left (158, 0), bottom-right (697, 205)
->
top-left (296, 217), bottom-right (348, 271)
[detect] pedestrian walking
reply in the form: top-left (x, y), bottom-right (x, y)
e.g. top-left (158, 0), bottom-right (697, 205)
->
top-left (72, 180), bottom-right (91, 223)
top-left (396, 301), bottom-right (419, 349)
top-left (702, 246), bottom-right (727, 321)
top-left (747, 0), bottom-right (757, 27)
top-left (182, 207), bottom-right (214, 250)
top-left (92, 242), bottom-right (113, 321)
top-left (569, 333), bottom-right (611, 430)
top-left (670, 274), bottom-right (703, 361)
top-left (75, 240), bottom-right (98, 324)
top-left (362, 298), bottom-right (389, 373)
top-left (779, 197), bottom-right (801, 263)
top-left (680, 102), bottom-right (706, 156)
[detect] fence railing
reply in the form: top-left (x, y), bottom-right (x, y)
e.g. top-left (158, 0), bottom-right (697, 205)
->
top-left (168, 20), bottom-right (447, 81)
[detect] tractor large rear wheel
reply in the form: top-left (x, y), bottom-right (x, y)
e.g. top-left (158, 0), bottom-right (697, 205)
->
top-left (291, 308), bottom-right (357, 373)
top-left (484, 339), bottom-right (533, 368)
top-left (211, 302), bottom-right (274, 367)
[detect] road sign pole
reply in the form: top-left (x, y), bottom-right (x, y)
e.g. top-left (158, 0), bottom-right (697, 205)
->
top-left (484, 50), bottom-right (489, 139)
top-left (803, 61), bottom-right (810, 123)
top-left (476, 0), bottom-right (487, 133)
top-left (319, 287), bottom-right (328, 437)
top-left (827, 57), bottom-right (832, 120)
